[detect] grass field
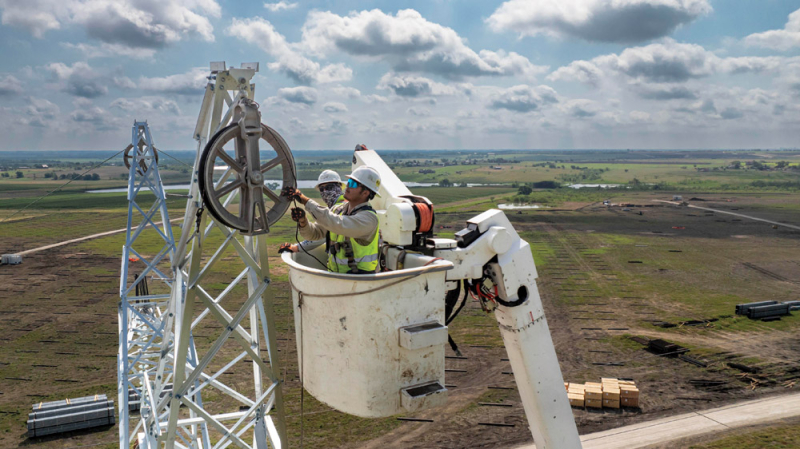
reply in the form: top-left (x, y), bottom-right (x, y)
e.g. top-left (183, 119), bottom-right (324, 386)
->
top-left (688, 419), bottom-right (800, 448)
top-left (2, 150), bottom-right (800, 448)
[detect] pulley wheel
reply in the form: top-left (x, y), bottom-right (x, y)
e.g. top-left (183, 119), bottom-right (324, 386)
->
top-left (124, 144), bottom-right (159, 176)
top-left (198, 123), bottom-right (296, 232)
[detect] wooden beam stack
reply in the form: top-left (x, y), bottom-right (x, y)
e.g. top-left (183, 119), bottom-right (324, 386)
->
top-left (564, 378), bottom-right (640, 410)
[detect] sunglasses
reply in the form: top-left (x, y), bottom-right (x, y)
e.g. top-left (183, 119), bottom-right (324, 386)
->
top-left (346, 179), bottom-right (360, 189)
top-left (318, 183), bottom-right (339, 193)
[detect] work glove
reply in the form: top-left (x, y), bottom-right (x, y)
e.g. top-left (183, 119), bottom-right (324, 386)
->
top-left (281, 186), bottom-right (309, 205)
top-left (290, 207), bottom-right (308, 227)
top-left (278, 243), bottom-right (294, 254)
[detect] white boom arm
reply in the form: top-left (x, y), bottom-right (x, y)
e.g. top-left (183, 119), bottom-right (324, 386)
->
top-left (353, 148), bottom-right (582, 449)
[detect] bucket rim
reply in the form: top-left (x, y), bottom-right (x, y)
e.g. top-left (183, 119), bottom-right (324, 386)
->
top-left (281, 252), bottom-right (453, 280)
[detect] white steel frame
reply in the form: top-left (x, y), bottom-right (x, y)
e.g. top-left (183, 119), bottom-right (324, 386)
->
top-left (140, 62), bottom-right (287, 449)
top-left (118, 122), bottom-right (191, 446)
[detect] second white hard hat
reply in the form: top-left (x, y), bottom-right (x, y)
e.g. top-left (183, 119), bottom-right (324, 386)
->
top-left (314, 169), bottom-right (342, 188)
top-left (347, 166), bottom-right (382, 197)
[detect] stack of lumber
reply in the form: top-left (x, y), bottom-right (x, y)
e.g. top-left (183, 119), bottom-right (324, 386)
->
top-left (565, 382), bottom-right (586, 407)
top-left (564, 378), bottom-right (639, 409)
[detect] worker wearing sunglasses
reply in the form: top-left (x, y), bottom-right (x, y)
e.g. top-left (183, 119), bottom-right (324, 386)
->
top-left (282, 154), bottom-right (382, 274)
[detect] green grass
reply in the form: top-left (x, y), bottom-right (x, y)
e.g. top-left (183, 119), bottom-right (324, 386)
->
top-left (689, 421), bottom-right (800, 448)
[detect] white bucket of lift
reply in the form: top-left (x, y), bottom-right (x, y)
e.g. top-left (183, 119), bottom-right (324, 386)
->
top-left (282, 248), bottom-right (453, 418)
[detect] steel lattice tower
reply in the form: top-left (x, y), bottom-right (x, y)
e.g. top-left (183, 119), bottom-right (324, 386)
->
top-left (136, 62), bottom-right (288, 449)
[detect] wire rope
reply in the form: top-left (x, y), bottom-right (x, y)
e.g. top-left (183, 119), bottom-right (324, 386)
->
top-left (1, 149), bottom-right (124, 223)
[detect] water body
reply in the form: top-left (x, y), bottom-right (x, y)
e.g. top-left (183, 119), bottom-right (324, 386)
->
top-left (87, 180), bottom-right (490, 193)
top-left (498, 204), bottom-right (544, 210)
top-left (568, 183), bottom-right (622, 189)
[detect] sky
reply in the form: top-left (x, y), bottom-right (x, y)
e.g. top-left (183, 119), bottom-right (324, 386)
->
top-left (0, 0), bottom-right (799, 151)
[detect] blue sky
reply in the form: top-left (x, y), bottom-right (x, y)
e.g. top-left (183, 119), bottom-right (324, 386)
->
top-left (0, 0), bottom-right (799, 151)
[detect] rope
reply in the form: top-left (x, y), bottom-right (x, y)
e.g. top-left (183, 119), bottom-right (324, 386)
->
top-left (156, 148), bottom-right (194, 169)
top-left (0, 148), bottom-right (124, 223)
top-left (414, 203), bottom-right (434, 233)
top-left (423, 257), bottom-right (443, 266)
top-left (298, 292), bottom-right (305, 449)
top-left (288, 271), bottom-right (423, 298)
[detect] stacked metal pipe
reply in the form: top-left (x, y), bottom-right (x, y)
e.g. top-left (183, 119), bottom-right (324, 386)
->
top-left (27, 395), bottom-right (115, 437)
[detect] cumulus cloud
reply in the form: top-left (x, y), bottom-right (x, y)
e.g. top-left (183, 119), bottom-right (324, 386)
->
top-left (17, 97), bottom-right (59, 127)
top-left (629, 110), bottom-right (651, 122)
top-left (377, 73), bottom-right (459, 97)
top-left (594, 40), bottom-right (716, 82)
top-left (277, 86), bottom-right (318, 104)
top-left (69, 101), bottom-right (120, 130)
top-left (407, 107), bottom-right (430, 117)
top-left (138, 67), bottom-right (208, 95)
top-left (554, 40), bottom-right (784, 86)
top-left (487, 0), bottom-right (711, 43)
top-left (0, 75), bottom-right (23, 96)
top-left (744, 8), bottom-right (800, 51)
top-left (62, 42), bottom-right (157, 59)
top-left (564, 99), bottom-right (599, 118)
top-left (363, 94), bottom-right (389, 103)
top-left (635, 84), bottom-right (697, 100)
top-left (488, 84), bottom-right (559, 112)
top-left (264, 1), bottom-right (297, 12)
top-left (47, 61), bottom-right (108, 98)
top-left (0, 0), bottom-right (69, 38)
top-left (301, 9), bottom-right (546, 79)
top-left (547, 61), bottom-right (604, 86)
top-left (109, 97), bottom-right (181, 115)
top-left (720, 107), bottom-right (743, 120)
top-left (228, 17), bottom-right (352, 85)
top-left (0, 0), bottom-right (221, 49)
top-left (330, 86), bottom-right (361, 99)
top-left (323, 101), bottom-right (348, 113)
top-left (676, 98), bottom-right (717, 115)
top-left (113, 76), bottom-right (136, 89)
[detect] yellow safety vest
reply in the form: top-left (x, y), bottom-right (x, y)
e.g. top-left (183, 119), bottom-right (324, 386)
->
top-left (326, 204), bottom-right (379, 274)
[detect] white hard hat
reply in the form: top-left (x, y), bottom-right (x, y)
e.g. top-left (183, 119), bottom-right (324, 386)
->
top-left (347, 166), bottom-right (382, 197)
top-left (314, 169), bottom-right (342, 188)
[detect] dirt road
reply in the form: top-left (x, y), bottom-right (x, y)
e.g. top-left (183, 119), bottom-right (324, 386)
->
top-left (14, 218), bottom-right (181, 256)
top-left (515, 392), bottom-right (800, 449)
top-left (654, 200), bottom-right (800, 231)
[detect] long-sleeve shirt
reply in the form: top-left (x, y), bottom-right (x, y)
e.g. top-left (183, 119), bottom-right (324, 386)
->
top-left (299, 199), bottom-right (379, 246)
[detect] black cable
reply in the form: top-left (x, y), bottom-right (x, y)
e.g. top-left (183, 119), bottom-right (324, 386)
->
top-left (283, 151), bottom-right (328, 270)
top-left (445, 280), bottom-right (467, 357)
top-left (155, 147), bottom-right (194, 169)
top-left (445, 281), bottom-right (466, 325)
top-left (1, 148), bottom-right (124, 223)
top-left (292, 198), bottom-right (328, 270)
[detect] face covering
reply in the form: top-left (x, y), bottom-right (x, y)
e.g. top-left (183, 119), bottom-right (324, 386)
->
top-left (320, 184), bottom-right (343, 208)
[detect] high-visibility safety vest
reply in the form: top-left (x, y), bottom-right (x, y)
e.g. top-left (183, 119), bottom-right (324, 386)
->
top-left (334, 195), bottom-right (345, 206)
top-left (326, 203), bottom-right (379, 274)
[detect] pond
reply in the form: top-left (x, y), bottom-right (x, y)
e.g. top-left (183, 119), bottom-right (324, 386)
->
top-left (498, 204), bottom-right (545, 210)
top-left (567, 184), bottom-right (622, 189)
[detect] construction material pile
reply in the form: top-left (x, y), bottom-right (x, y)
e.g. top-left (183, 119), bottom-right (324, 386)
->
top-left (565, 378), bottom-right (639, 409)
top-left (735, 300), bottom-right (796, 320)
top-left (27, 394), bottom-right (115, 438)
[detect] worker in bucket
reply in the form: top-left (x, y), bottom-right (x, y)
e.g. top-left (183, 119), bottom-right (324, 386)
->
top-left (281, 166), bottom-right (381, 274)
top-left (278, 170), bottom-right (346, 254)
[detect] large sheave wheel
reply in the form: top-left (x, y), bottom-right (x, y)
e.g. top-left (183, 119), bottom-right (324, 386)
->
top-left (124, 143), bottom-right (159, 175)
top-left (198, 123), bottom-right (296, 233)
